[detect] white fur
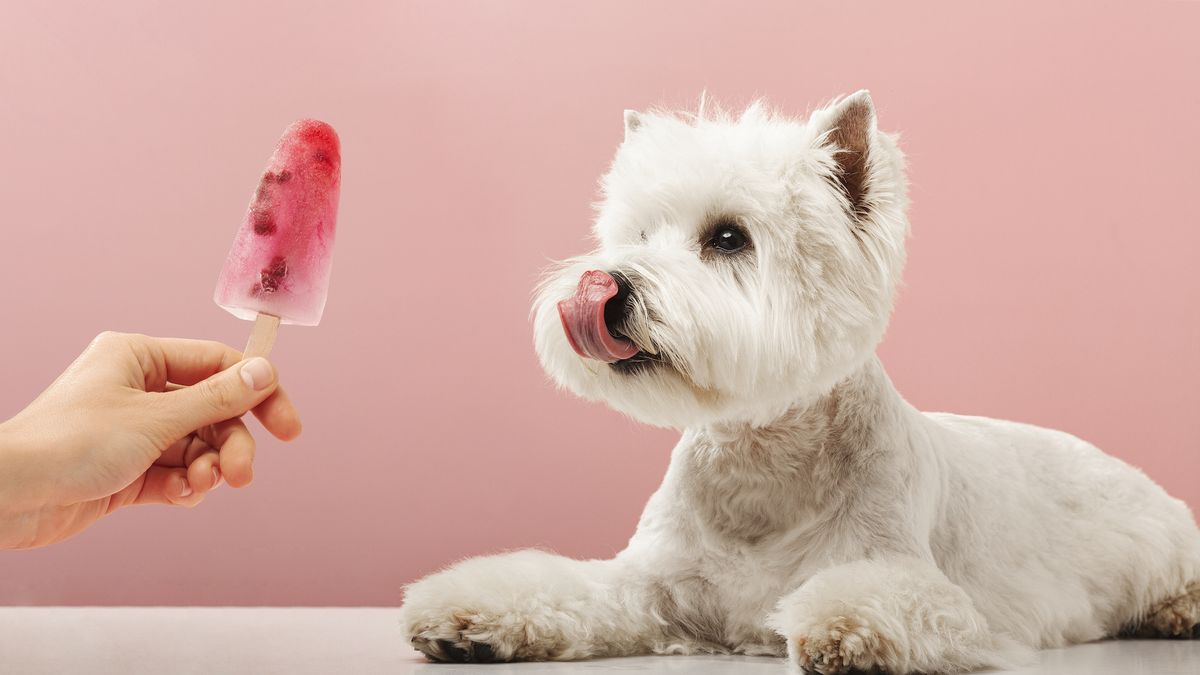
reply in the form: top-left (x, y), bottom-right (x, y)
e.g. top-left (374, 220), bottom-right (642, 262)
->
top-left (400, 92), bottom-right (1200, 673)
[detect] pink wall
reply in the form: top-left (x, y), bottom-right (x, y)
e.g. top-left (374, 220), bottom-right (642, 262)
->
top-left (0, 1), bottom-right (1197, 606)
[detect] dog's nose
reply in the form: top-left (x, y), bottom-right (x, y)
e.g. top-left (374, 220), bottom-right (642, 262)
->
top-left (603, 271), bottom-right (633, 337)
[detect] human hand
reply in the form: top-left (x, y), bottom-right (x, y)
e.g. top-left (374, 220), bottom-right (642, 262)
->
top-left (0, 332), bottom-right (302, 549)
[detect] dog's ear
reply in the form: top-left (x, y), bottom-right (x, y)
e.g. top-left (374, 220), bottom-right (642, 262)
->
top-left (624, 109), bottom-right (643, 141)
top-left (813, 90), bottom-right (877, 219)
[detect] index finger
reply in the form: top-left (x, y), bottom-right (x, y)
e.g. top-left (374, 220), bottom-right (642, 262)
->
top-left (148, 336), bottom-right (303, 440)
top-left (164, 380), bottom-right (302, 441)
top-left (253, 386), bottom-right (302, 441)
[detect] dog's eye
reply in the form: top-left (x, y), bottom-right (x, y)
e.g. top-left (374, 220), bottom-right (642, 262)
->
top-left (707, 224), bottom-right (750, 253)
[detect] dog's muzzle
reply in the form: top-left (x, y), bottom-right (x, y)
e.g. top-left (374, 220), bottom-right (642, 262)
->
top-left (557, 270), bottom-right (640, 363)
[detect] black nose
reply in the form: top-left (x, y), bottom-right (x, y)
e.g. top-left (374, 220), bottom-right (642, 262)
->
top-left (603, 270), bottom-right (633, 338)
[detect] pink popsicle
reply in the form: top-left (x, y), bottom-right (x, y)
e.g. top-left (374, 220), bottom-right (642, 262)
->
top-left (214, 120), bottom-right (341, 332)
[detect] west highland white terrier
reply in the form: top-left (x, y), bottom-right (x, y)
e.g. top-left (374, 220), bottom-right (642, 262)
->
top-left (400, 92), bottom-right (1200, 673)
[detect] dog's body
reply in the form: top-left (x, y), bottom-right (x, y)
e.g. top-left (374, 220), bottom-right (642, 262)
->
top-left (401, 93), bottom-right (1200, 673)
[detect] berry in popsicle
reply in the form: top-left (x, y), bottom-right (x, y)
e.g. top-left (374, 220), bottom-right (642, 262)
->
top-left (214, 119), bottom-right (341, 356)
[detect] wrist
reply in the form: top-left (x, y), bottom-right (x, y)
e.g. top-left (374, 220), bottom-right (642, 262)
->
top-left (0, 416), bottom-right (51, 512)
top-left (0, 417), bottom-right (53, 549)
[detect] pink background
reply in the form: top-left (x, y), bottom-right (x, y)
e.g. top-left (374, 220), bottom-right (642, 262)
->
top-left (0, 1), bottom-right (1197, 606)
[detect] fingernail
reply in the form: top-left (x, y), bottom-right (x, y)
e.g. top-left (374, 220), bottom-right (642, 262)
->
top-left (179, 478), bottom-right (193, 498)
top-left (211, 467), bottom-right (222, 489)
top-left (239, 357), bottom-right (273, 390)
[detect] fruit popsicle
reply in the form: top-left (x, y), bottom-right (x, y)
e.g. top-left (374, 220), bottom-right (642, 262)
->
top-left (214, 119), bottom-right (340, 355)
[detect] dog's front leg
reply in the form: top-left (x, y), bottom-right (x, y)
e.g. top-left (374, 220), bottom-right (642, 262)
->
top-left (767, 557), bottom-right (1030, 674)
top-left (400, 549), bottom-right (657, 662)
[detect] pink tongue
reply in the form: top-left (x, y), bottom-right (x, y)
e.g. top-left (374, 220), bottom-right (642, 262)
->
top-left (557, 270), bottom-right (641, 363)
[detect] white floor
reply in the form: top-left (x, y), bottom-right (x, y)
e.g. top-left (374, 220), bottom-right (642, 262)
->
top-left (0, 607), bottom-right (1196, 675)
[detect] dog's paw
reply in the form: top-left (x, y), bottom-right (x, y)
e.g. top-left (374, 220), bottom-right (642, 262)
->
top-left (399, 550), bottom-right (605, 662)
top-left (411, 636), bottom-right (498, 663)
top-left (407, 610), bottom-right (507, 663)
top-left (403, 596), bottom-right (579, 662)
top-left (1124, 582), bottom-right (1200, 639)
top-left (787, 614), bottom-right (890, 675)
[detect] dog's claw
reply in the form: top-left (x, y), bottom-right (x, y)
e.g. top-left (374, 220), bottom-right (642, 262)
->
top-left (437, 640), bottom-right (471, 662)
top-left (410, 636), bottom-right (440, 662)
top-left (471, 641), bottom-right (497, 662)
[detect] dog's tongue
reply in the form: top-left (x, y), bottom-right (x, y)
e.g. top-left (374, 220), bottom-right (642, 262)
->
top-left (557, 270), bottom-right (640, 363)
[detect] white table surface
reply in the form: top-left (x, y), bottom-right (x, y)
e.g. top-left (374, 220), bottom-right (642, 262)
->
top-left (0, 607), bottom-right (1197, 675)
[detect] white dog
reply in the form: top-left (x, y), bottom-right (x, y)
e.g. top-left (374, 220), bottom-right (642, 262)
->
top-left (400, 92), bottom-right (1200, 673)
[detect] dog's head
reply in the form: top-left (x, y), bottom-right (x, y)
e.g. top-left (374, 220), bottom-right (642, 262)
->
top-left (533, 92), bottom-right (909, 428)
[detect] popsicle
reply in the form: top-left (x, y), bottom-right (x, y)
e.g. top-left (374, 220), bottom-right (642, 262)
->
top-left (214, 119), bottom-right (341, 357)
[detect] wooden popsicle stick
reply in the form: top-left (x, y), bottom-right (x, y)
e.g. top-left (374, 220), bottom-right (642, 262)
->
top-left (243, 313), bottom-right (281, 359)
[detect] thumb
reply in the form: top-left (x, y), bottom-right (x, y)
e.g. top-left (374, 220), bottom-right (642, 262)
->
top-left (158, 357), bottom-right (278, 437)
